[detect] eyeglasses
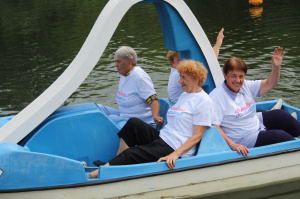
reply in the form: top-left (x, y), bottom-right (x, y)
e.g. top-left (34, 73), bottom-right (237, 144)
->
top-left (229, 74), bottom-right (245, 79)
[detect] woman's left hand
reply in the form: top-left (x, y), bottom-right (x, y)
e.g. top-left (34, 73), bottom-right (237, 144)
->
top-left (157, 152), bottom-right (180, 170)
top-left (153, 116), bottom-right (164, 127)
top-left (272, 46), bottom-right (285, 69)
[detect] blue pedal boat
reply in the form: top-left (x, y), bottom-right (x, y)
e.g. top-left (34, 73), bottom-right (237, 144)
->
top-left (0, 0), bottom-right (300, 198)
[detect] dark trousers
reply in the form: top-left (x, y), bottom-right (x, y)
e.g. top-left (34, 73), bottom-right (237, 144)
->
top-left (109, 118), bottom-right (174, 165)
top-left (255, 110), bottom-right (300, 147)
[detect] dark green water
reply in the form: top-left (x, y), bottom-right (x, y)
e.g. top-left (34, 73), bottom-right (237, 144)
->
top-left (0, 0), bottom-right (299, 117)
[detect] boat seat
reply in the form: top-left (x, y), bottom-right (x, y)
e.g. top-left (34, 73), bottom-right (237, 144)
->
top-left (115, 120), bottom-right (127, 128)
top-left (196, 126), bottom-right (231, 155)
top-left (22, 103), bottom-right (120, 166)
top-left (159, 98), bottom-right (174, 127)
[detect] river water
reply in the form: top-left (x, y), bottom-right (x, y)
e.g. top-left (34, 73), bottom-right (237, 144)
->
top-left (0, 0), bottom-right (299, 117)
top-left (0, 0), bottom-right (300, 198)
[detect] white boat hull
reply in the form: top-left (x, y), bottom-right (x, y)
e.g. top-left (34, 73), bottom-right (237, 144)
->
top-left (1, 150), bottom-right (300, 199)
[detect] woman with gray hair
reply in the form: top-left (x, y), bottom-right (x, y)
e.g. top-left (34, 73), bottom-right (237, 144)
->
top-left (98, 46), bottom-right (163, 130)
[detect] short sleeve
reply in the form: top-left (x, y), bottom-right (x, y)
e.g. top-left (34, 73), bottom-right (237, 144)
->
top-left (209, 89), bottom-right (225, 126)
top-left (136, 75), bottom-right (156, 100)
top-left (244, 80), bottom-right (262, 98)
top-left (193, 96), bottom-right (214, 127)
top-left (211, 97), bottom-right (224, 126)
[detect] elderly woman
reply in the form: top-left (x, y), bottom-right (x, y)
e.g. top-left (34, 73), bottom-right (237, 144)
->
top-left (87, 60), bottom-right (214, 178)
top-left (167, 28), bottom-right (224, 104)
top-left (209, 47), bottom-right (300, 156)
top-left (98, 46), bottom-right (163, 128)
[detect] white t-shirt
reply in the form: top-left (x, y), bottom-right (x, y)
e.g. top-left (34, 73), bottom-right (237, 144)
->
top-left (168, 68), bottom-right (183, 104)
top-left (159, 91), bottom-right (214, 158)
top-left (209, 80), bottom-right (264, 148)
top-left (116, 66), bottom-right (156, 124)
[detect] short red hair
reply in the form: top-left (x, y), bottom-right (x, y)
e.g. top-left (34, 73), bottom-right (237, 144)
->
top-left (177, 60), bottom-right (207, 86)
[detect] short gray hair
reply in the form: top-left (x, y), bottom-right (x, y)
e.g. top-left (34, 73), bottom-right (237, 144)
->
top-left (114, 46), bottom-right (137, 66)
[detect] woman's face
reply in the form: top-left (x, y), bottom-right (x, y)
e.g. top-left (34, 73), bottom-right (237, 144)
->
top-left (178, 73), bottom-right (199, 93)
top-left (224, 70), bottom-right (245, 93)
top-left (115, 56), bottom-right (132, 76)
top-left (171, 55), bottom-right (181, 69)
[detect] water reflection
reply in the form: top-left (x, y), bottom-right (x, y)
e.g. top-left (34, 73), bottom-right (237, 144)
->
top-left (249, 0), bottom-right (263, 26)
top-left (249, 7), bottom-right (263, 19)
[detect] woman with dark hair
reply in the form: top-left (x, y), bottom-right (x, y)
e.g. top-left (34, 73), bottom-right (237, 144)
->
top-left (87, 60), bottom-right (214, 179)
top-left (209, 47), bottom-right (300, 156)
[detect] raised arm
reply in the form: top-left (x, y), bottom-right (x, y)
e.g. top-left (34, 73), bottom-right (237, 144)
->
top-left (212, 28), bottom-right (224, 58)
top-left (213, 124), bottom-right (249, 156)
top-left (259, 47), bottom-right (286, 96)
top-left (157, 125), bottom-right (207, 169)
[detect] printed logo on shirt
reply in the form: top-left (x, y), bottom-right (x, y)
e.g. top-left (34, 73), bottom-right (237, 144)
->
top-left (235, 100), bottom-right (255, 118)
top-left (116, 90), bottom-right (126, 102)
top-left (168, 106), bottom-right (185, 117)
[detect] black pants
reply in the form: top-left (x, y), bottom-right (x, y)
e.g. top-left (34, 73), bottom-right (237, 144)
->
top-left (109, 118), bottom-right (174, 165)
top-left (255, 110), bottom-right (300, 147)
